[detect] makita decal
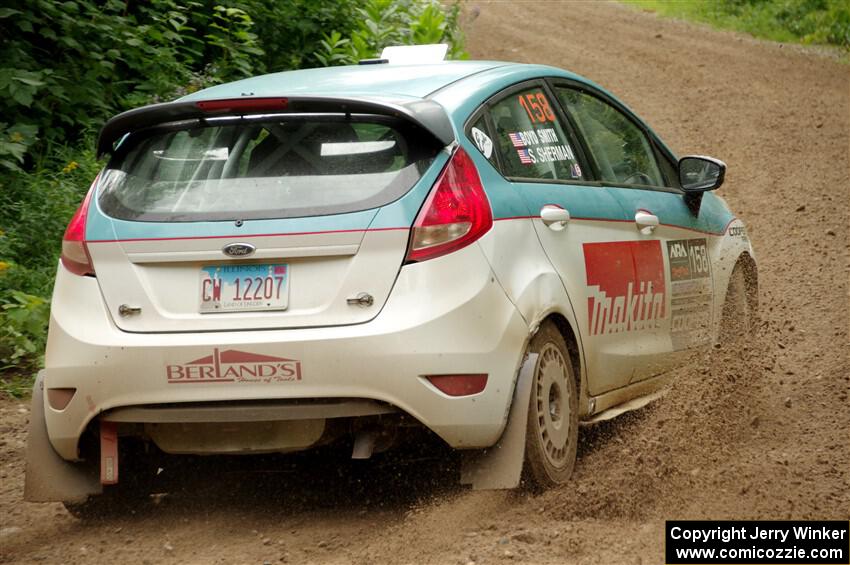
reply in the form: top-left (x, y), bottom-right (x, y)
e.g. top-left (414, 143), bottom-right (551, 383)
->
top-left (584, 241), bottom-right (666, 335)
top-left (166, 348), bottom-right (301, 384)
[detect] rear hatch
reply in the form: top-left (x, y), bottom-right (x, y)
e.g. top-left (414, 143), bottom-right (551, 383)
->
top-left (87, 103), bottom-right (447, 332)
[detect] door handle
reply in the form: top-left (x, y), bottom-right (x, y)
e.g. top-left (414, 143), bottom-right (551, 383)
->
top-left (540, 205), bottom-right (570, 231)
top-left (634, 210), bottom-right (659, 234)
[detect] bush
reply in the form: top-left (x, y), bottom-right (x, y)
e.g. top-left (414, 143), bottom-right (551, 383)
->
top-left (0, 291), bottom-right (50, 372)
top-left (315, 0), bottom-right (467, 66)
top-left (0, 0), bottom-right (265, 171)
top-left (0, 146), bottom-right (101, 298)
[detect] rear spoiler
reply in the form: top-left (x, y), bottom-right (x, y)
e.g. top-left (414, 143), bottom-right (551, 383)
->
top-left (96, 96), bottom-right (455, 158)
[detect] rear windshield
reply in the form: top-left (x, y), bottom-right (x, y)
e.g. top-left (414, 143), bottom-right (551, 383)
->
top-left (98, 115), bottom-right (439, 222)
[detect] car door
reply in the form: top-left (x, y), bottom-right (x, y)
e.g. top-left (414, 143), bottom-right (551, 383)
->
top-left (478, 81), bottom-right (654, 396)
top-left (551, 82), bottom-right (722, 381)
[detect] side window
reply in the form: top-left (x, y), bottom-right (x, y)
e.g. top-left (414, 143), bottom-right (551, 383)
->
top-left (555, 87), bottom-right (663, 188)
top-left (468, 114), bottom-right (497, 167)
top-left (488, 87), bottom-right (584, 182)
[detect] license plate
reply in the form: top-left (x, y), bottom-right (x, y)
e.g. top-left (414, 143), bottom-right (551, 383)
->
top-left (199, 264), bottom-right (290, 313)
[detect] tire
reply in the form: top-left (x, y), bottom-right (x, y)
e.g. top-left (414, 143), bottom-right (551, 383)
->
top-left (523, 321), bottom-right (579, 489)
top-left (721, 262), bottom-right (756, 343)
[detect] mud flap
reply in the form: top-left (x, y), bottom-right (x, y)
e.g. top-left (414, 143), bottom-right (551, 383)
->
top-left (460, 353), bottom-right (537, 490)
top-left (23, 371), bottom-right (101, 503)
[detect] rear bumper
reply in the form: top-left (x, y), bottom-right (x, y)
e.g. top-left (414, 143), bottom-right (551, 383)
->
top-left (42, 244), bottom-right (529, 460)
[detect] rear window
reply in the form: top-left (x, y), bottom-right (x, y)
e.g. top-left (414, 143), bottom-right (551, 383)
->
top-left (98, 115), bottom-right (439, 222)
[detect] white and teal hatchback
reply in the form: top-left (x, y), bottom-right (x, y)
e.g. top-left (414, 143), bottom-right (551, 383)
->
top-left (25, 55), bottom-right (757, 511)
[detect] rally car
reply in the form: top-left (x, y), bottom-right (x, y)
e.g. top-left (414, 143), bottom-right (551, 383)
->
top-left (25, 47), bottom-right (757, 512)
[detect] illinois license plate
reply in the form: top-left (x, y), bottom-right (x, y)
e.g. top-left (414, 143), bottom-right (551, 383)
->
top-left (199, 264), bottom-right (290, 313)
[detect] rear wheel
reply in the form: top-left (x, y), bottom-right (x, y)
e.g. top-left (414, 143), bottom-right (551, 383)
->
top-left (523, 321), bottom-right (578, 489)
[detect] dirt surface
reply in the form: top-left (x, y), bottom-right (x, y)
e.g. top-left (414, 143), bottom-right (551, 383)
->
top-left (2, 2), bottom-right (849, 563)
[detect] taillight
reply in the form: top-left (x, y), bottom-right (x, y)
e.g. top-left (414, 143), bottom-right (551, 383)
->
top-left (405, 147), bottom-right (492, 263)
top-left (60, 176), bottom-right (97, 276)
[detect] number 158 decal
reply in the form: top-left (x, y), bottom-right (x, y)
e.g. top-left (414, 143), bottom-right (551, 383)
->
top-left (517, 91), bottom-right (556, 124)
top-left (667, 239), bottom-right (711, 281)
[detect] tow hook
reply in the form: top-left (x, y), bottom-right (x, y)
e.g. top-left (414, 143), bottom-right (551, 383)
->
top-left (118, 304), bottom-right (142, 317)
top-left (346, 293), bottom-right (374, 307)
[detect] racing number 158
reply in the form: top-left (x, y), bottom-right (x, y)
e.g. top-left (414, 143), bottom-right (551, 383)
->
top-left (689, 244), bottom-right (710, 276)
top-left (518, 92), bottom-right (556, 124)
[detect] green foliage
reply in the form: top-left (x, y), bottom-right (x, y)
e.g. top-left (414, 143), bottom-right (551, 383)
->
top-left (233, 0), bottom-right (361, 71)
top-left (624, 0), bottom-right (850, 51)
top-left (315, 0), bottom-right (468, 66)
top-left (0, 0), bottom-right (468, 390)
top-left (198, 5), bottom-right (265, 80)
top-left (0, 291), bottom-right (50, 371)
top-left (0, 371), bottom-right (34, 399)
top-left (0, 122), bottom-right (39, 172)
top-left (0, 0), bottom-right (266, 168)
top-left (0, 146), bottom-right (101, 298)
top-left (314, 31), bottom-right (355, 67)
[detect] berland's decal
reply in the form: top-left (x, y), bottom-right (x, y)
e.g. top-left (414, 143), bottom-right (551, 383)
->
top-left (584, 241), bottom-right (666, 336)
top-left (667, 239), bottom-right (713, 350)
top-left (166, 348), bottom-right (301, 384)
top-left (470, 127), bottom-right (493, 159)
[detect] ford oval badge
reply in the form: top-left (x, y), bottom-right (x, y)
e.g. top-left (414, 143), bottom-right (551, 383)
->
top-left (222, 243), bottom-right (256, 258)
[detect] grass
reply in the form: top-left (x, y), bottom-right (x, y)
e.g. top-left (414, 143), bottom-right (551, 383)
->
top-left (622, 0), bottom-right (850, 54)
top-left (0, 372), bottom-right (34, 399)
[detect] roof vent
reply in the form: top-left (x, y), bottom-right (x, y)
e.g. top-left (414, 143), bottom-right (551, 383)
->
top-left (380, 44), bottom-right (448, 65)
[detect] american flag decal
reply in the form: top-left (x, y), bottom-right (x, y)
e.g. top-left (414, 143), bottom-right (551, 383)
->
top-left (508, 133), bottom-right (525, 147)
top-left (517, 148), bottom-right (533, 164)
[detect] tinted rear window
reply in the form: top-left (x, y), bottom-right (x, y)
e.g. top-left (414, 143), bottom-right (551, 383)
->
top-left (98, 115), bottom-right (439, 222)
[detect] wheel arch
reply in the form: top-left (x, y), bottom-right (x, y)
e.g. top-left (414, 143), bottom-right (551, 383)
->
top-left (534, 310), bottom-right (588, 418)
top-left (710, 220), bottom-right (758, 341)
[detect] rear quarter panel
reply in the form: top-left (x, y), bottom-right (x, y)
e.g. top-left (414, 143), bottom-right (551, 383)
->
top-left (458, 133), bottom-right (590, 415)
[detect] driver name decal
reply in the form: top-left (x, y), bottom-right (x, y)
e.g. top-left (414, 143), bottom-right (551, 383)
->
top-left (584, 241), bottom-right (666, 335)
top-left (507, 127), bottom-right (578, 165)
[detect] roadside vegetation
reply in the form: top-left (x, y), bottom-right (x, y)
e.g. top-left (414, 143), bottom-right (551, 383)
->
top-left (0, 0), bottom-right (466, 396)
top-left (623, 0), bottom-right (850, 52)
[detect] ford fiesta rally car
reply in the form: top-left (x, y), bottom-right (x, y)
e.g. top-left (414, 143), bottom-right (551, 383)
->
top-left (25, 50), bottom-right (757, 512)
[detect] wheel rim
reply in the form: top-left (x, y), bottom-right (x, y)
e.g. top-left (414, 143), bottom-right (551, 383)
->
top-left (535, 342), bottom-right (571, 467)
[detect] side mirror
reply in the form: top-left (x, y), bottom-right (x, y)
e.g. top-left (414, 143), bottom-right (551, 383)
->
top-left (678, 155), bottom-right (726, 192)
